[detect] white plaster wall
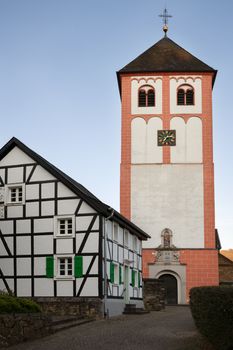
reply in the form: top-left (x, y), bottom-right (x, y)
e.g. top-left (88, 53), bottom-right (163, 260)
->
top-left (0, 258), bottom-right (13, 275)
top-left (17, 258), bottom-right (31, 275)
top-left (8, 167), bottom-right (24, 184)
top-left (57, 281), bottom-right (73, 296)
top-left (0, 221), bottom-right (13, 235)
top-left (131, 117), bottom-right (162, 164)
top-left (56, 239), bottom-right (73, 254)
top-left (41, 183), bottom-right (55, 198)
top-left (34, 236), bottom-right (53, 254)
top-left (80, 277), bottom-right (98, 296)
top-left (34, 257), bottom-right (46, 275)
top-left (0, 147), bottom-right (34, 166)
top-left (57, 182), bottom-right (76, 198)
top-left (131, 164), bottom-right (204, 248)
top-left (41, 201), bottom-right (55, 216)
top-left (187, 117), bottom-right (203, 162)
top-left (76, 216), bottom-right (92, 231)
top-left (171, 117), bottom-right (202, 163)
top-left (131, 77), bottom-right (162, 115)
top-left (57, 199), bottom-right (80, 215)
top-left (34, 279), bottom-right (53, 296)
top-left (147, 117), bottom-right (163, 163)
top-left (82, 232), bottom-right (99, 253)
top-left (16, 236), bottom-right (31, 255)
top-left (26, 184), bottom-right (39, 200)
top-left (170, 117), bottom-right (186, 162)
top-left (34, 218), bottom-right (53, 233)
top-left (7, 206), bottom-right (23, 218)
top-left (30, 165), bottom-right (56, 182)
top-left (83, 256), bottom-right (98, 275)
top-left (170, 76), bottom-right (202, 114)
top-left (131, 118), bottom-right (146, 163)
top-left (26, 202), bottom-right (39, 217)
top-left (17, 279), bottom-right (31, 296)
top-left (78, 201), bottom-right (96, 214)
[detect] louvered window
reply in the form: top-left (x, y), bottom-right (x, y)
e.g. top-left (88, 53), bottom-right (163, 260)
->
top-left (177, 89), bottom-right (185, 105)
top-left (177, 85), bottom-right (194, 105)
top-left (186, 89), bottom-right (194, 105)
top-left (138, 86), bottom-right (155, 107)
top-left (139, 89), bottom-right (146, 106)
top-left (147, 89), bottom-right (155, 106)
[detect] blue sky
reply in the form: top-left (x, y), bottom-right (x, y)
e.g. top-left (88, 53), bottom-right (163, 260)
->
top-left (0, 0), bottom-right (232, 248)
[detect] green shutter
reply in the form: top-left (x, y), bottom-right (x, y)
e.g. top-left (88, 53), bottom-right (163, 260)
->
top-left (110, 263), bottom-right (114, 283)
top-left (138, 272), bottom-right (140, 288)
top-left (75, 256), bottom-right (83, 278)
top-left (131, 269), bottom-right (135, 287)
top-left (46, 256), bottom-right (54, 278)
top-left (119, 265), bottom-right (122, 284)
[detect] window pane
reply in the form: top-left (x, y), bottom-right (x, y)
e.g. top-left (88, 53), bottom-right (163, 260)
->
top-left (177, 89), bottom-right (185, 105)
top-left (139, 90), bottom-right (146, 107)
top-left (186, 89), bottom-right (194, 105)
top-left (147, 89), bottom-right (155, 106)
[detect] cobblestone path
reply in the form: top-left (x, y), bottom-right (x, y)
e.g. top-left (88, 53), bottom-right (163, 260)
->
top-left (8, 306), bottom-right (205, 350)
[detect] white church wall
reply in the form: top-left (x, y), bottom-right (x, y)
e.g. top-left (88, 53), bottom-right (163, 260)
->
top-left (171, 116), bottom-right (202, 163)
top-left (131, 117), bottom-right (146, 163)
top-left (170, 76), bottom-right (202, 114)
top-left (131, 164), bottom-right (204, 249)
top-left (147, 117), bottom-right (163, 163)
top-left (187, 117), bottom-right (203, 162)
top-left (131, 77), bottom-right (162, 115)
top-left (131, 117), bottom-right (162, 164)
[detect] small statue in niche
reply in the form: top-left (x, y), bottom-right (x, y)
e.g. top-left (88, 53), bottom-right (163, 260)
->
top-left (163, 230), bottom-right (171, 248)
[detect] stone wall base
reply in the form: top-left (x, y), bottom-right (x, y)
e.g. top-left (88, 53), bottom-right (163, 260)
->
top-left (32, 297), bottom-right (103, 318)
top-left (143, 278), bottom-right (165, 311)
top-left (0, 313), bottom-right (51, 348)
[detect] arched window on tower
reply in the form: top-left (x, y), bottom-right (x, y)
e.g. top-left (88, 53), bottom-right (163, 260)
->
top-left (177, 85), bottom-right (194, 105)
top-left (138, 85), bottom-right (155, 107)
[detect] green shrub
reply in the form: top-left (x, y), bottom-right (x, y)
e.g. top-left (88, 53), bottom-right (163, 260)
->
top-left (190, 286), bottom-right (233, 350)
top-left (0, 293), bottom-right (41, 314)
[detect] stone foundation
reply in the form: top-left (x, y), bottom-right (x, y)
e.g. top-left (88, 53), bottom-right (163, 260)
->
top-left (33, 297), bottom-right (103, 318)
top-left (143, 278), bottom-right (165, 311)
top-left (0, 313), bottom-right (52, 348)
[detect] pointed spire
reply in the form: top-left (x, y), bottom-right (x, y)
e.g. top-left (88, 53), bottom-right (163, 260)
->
top-left (159, 7), bottom-right (172, 36)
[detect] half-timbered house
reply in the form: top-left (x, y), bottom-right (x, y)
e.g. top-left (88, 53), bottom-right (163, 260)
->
top-left (0, 137), bottom-right (149, 317)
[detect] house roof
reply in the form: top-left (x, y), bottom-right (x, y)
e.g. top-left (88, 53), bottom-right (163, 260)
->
top-left (0, 137), bottom-right (150, 240)
top-left (117, 36), bottom-right (217, 92)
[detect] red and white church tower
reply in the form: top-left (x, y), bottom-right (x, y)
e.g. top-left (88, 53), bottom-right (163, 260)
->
top-left (117, 24), bottom-right (219, 303)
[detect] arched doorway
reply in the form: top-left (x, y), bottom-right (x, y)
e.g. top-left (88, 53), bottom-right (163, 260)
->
top-left (159, 274), bottom-right (178, 304)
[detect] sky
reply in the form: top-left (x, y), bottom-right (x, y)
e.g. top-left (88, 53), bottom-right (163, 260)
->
top-left (0, 0), bottom-right (232, 248)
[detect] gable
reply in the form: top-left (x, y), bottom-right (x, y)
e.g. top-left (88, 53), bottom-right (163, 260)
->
top-left (0, 146), bottom-right (34, 166)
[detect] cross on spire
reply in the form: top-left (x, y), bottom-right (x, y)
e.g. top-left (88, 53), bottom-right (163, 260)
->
top-left (159, 7), bottom-right (172, 36)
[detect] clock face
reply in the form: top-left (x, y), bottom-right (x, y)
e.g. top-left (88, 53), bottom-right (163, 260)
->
top-left (158, 130), bottom-right (176, 146)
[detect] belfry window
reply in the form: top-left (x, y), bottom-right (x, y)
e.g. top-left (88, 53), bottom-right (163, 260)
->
top-left (177, 85), bottom-right (194, 105)
top-left (138, 85), bottom-right (155, 107)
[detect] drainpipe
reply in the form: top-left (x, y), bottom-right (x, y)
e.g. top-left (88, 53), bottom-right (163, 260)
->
top-left (103, 207), bottom-right (115, 318)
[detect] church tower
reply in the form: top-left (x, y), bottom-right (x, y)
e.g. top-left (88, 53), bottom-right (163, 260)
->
top-left (117, 24), bottom-right (219, 303)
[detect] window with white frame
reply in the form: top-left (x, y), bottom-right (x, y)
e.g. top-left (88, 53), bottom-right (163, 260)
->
top-left (124, 230), bottom-right (129, 247)
top-left (54, 215), bottom-right (75, 237)
top-left (110, 262), bottom-right (119, 284)
top-left (5, 184), bottom-right (25, 205)
top-left (57, 256), bottom-right (73, 277)
top-left (113, 222), bottom-right (118, 242)
top-left (133, 236), bottom-right (138, 252)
